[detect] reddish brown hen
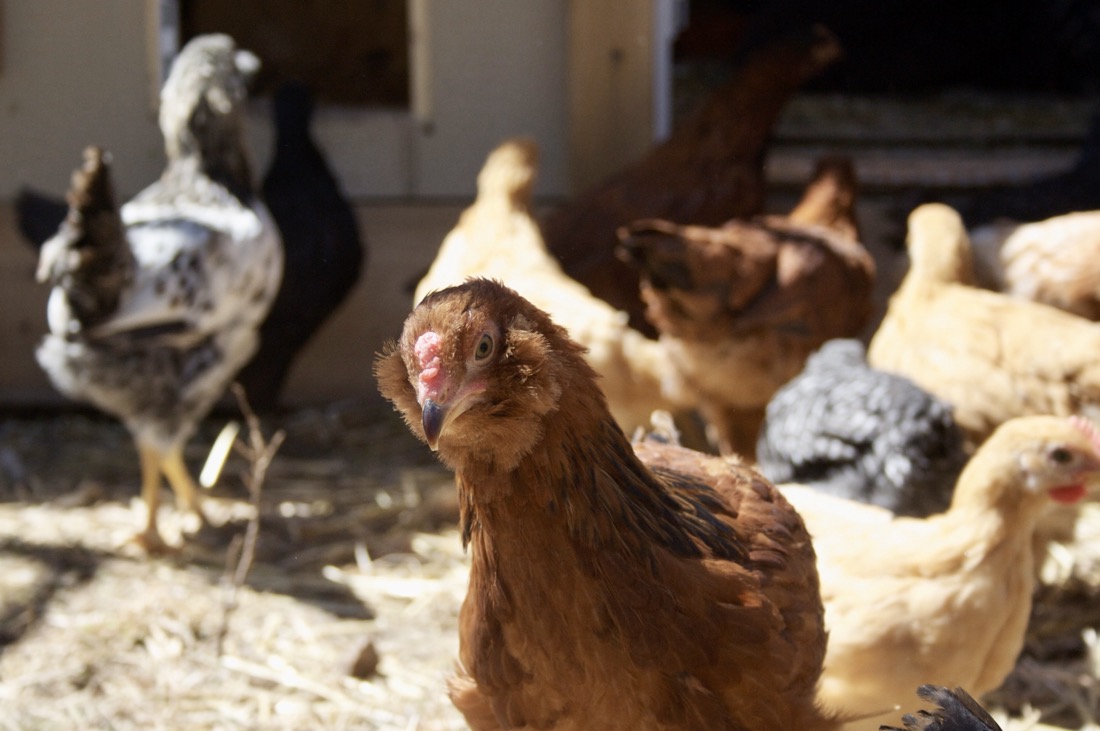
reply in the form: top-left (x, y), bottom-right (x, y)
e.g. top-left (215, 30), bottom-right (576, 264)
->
top-left (543, 26), bottom-right (840, 334)
top-left (787, 155), bottom-right (861, 241)
top-left (375, 279), bottom-right (837, 731)
top-left (617, 195), bottom-right (874, 457)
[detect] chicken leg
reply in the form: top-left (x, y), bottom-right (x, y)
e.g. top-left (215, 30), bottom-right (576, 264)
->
top-left (134, 441), bottom-right (207, 553)
top-left (161, 443), bottom-right (205, 518)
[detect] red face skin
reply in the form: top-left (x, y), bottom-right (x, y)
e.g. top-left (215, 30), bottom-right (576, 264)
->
top-left (1060, 415), bottom-right (1100, 504)
top-left (1049, 483), bottom-right (1086, 504)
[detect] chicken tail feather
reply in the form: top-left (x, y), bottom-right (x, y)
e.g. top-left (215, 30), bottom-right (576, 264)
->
top-left (881, 685), bottom-right (1002, 731)
top-left (36, 146), bottom-right (134, 330)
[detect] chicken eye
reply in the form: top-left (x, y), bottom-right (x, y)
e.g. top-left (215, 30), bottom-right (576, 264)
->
top-left (474, 333), bottom-right (495, 361)
top-left (1049, 447), bottom-right (1074, 465)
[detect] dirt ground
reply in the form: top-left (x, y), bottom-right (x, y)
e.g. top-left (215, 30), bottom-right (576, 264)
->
top-left (1, 400), bottom-right (1100, 731)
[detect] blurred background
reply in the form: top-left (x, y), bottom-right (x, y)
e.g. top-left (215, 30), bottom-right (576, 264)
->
top-left (1, 0), bottom-right (1097, 409)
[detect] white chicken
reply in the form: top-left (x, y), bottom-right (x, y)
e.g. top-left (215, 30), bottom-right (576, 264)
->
top-left (35, 34), bottom-right (283, 551)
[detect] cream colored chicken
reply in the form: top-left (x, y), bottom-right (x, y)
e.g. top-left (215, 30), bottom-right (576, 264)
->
top-left (413, 139), bottom-right (693, 433)
top-left (868, 203), bottom-right (1100, 447)
top-left (969, 210), bottom-right (1100, 320)
top-left (779, 416), bottom-right (1100, 731)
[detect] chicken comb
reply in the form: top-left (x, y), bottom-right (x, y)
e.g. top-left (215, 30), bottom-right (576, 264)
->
top-left (414, 331), bottom-right (443, 371)
top-left (414, 331), bottom-right (445, 402)
top-left (1069, 415), bottom-right (1100, 456)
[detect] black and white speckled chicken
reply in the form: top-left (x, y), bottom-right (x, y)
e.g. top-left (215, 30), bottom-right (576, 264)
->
top-left (20, 82), bottom-right (363, 415)
top-left (34, 34), bottom-right (283, 551)
top-left (755, 339), bottom-right (967, 517)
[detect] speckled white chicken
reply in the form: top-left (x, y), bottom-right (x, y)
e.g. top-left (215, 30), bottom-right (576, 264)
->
top-left (35, 34), bottom-right (283, 551)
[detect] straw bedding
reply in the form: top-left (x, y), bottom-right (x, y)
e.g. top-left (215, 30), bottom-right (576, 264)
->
top-left (0, 401), bottom-right (1097, 730)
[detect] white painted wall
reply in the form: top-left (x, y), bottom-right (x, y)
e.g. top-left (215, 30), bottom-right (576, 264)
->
top-left (0, 0), bottom-right (569, 201)
top-left (0, 1), bottom-right (164, 200)
top-left (408, 0), bottom-right (568, 197)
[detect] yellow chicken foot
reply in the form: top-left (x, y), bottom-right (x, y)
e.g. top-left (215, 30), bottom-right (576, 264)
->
top-left (133, 443), bottom-right (172, 553)
top-left (162, 443), bottom-right (209, 527)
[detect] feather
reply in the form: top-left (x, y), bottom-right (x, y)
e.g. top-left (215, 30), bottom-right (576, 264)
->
top-left (880, 686), bottom-right (1001, 731)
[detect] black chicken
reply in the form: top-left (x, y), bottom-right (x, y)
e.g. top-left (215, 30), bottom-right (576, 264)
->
top-left (755, 338), bottom-right (968, 516)
top-left (231, 81), bottom-right (366, 410)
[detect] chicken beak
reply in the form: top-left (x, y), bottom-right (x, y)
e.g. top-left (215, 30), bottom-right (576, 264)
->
top-left (421, 399), bottom-right (447, 451)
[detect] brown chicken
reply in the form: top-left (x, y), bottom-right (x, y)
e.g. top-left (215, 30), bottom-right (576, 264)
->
top-left (375, 278), bottom-right (837, 731)
top-left (787, 155), bottom-right (861, 240)
top-left (969, 210), bottom-right (1100, 320)
top-left (413, 139), bottom-right (692, 434)
top-left (778, 415), bottom-right (1100, 730)
top-left (543, 26), bottom-right (841, 334)
top-left (617, 188), bottom-right (875, 457)
top-left (868, 203), bottom-right (1100, 447)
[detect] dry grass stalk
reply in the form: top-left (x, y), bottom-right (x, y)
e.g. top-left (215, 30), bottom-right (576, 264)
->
top-left (217, 383), bottom-right (287, 655)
